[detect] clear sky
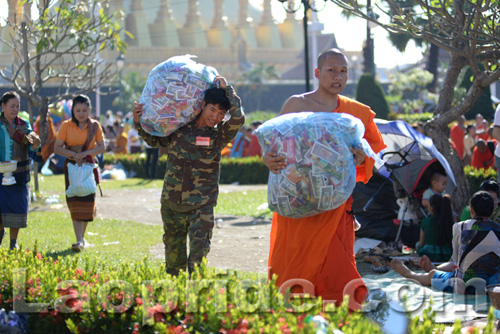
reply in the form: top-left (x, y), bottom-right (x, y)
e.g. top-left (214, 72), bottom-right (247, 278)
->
top-left (266, 0), bottom-right (423, 69)
top-left (0, 0), bottom-right (423, 70)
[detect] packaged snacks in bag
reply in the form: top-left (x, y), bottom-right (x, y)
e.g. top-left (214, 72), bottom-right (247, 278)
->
top-left (255, 112), bottom-right (377, 218)
top-left (139, 55), bottom-right (218, 137)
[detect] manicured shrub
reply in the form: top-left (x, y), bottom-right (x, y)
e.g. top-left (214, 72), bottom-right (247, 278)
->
top-left (465, 165), bottom-right (497, 195)
top-left (3, 248), bottom-right (498, 333)
top-left (102, 154), bottom-right (269, 184)
top-left (1, 249), bottom-right (385, 333)
top-left (356, 74), bottom-right (391, 120)
top-left (389, 112), bottom-right (434, 124)
top-left (219, 156), bottom-right (269, 184)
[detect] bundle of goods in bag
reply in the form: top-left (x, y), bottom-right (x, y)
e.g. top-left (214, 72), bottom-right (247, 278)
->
top-left (139, 55), bottom-right (218, 137)
top-left (255, 112), bottom-right (376, 218)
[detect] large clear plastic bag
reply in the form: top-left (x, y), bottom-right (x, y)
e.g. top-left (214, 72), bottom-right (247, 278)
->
top-left (139, 55), bottom-right (218, 137)
top-left (255, 112), bottom-right (377, 218)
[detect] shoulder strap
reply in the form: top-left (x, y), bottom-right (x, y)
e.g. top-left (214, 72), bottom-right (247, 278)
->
top-left (82, 119), bottom-right (99, 152)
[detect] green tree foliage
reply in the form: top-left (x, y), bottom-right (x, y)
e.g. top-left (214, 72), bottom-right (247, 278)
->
top-left (237, 62), bottom-right (280, 111)
top-left (113, 71), bottom-right (146, 111)
top-left (243, 110), bottom-right (278, 125)
top-left (328, 0), bottom-right (500, 212)
top-left (356, 74), bottom-right (391, 119)
top-left (460, 65), bottom-right (495, 121)
top-left (387, 69), bottom-right (438, 114)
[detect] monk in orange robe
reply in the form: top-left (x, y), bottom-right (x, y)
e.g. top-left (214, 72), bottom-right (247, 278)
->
top-left (449, 116), bottom-right (465, 159)
top-left (471, 139), bottom-right (494, 170)
top-left (263, 48), bottom-right (386, 310)
top-left (34, 115), bottom-right (56, 161)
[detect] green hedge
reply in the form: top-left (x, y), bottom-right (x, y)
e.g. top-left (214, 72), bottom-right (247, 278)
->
top-left (388, 112), bottom-right (434, 124)
top-left (1, 249), bottom-right (387, 334)
top-left (219, 157), bottom-right (269, 184)
top-left (103, 153), bottom-right (497, 193)
top-left (465, 165), bottom-right (497, 195)
top-left (1, 248), bottom-right (497, 333)
top-left (102, 154), bottom-right (269, 184)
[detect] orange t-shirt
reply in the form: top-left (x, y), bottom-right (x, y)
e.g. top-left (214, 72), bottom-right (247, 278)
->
top-left (114, 132), bottom-right (128, 154)
top-left (56, 119), bottom-right (104, 157)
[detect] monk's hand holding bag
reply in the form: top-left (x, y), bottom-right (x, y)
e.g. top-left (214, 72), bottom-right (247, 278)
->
top-left (254, 112), bottom-right (379, 218)
top-left (66, 162), bottom-right (97, 197)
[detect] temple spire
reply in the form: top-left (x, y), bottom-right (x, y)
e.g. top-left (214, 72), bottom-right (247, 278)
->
top-left (178, 0), bottom-right (207, 47)
top-left (149, 0), bottom-right (180, 47)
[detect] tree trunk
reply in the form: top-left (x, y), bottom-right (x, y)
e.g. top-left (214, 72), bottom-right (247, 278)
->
top-left (424, 53), bottom-right (470, 214)
top-left (39, 97), bottom-right (49, 148)
top-left (425, 44), bottom-right (440, 93)
top-left (425, 121), bottom-right (470, 216)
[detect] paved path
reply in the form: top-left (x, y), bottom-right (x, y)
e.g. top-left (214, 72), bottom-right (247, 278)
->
top-left (95, 184), bottom-right (271, 273)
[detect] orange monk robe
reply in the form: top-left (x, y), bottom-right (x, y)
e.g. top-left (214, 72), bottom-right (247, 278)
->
top-left (471, 145), bottom-right (494, 170)
top-left (34, 115), bottom-right (56, 160)
top-left (449, 124), bottom-right (465, 159)
top-left (268, 95), bottom-right (386, 309)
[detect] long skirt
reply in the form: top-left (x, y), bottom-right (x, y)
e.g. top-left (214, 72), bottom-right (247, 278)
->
top-left (64, 160), bottom-right (96, 222)
top-left (0, 180), bottom-right (29, 228)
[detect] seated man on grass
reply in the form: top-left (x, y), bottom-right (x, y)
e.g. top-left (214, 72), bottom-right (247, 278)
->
top-left (392, 190), bottom-right (500, 294)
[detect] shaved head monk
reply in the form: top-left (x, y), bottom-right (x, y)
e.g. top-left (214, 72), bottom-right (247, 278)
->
top-left (263, 48), bottom-right (386, 309)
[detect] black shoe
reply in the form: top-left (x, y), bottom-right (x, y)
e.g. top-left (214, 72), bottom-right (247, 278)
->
top-left (9, 239), bottom-right (18, 250)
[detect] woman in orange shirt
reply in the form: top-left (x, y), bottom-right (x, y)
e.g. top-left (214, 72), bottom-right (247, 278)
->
top-left (54, 95), bottom-right (105, 252)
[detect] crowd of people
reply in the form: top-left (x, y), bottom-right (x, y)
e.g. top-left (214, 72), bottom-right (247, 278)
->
top-left (449, 111), bottom-right (500, 178)
top-left (1, 48), bottom-right (500, 311)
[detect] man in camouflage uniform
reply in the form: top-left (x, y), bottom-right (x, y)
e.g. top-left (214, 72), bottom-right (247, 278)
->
top-left (133, 76), bottom-right (244, 275)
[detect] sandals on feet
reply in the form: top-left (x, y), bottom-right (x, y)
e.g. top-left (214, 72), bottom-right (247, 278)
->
top-left (71, 242), bottom-right (84, 252)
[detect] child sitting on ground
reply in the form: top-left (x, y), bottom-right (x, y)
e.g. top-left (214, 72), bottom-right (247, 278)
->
top-left (392, 190), bottom-right (500, 294)
top-left (421, 171), bottom-right (448, 212)
top-left (460, 179), bottom-right (500, 223)
top-left (416, 194), bottom-right (454, 262)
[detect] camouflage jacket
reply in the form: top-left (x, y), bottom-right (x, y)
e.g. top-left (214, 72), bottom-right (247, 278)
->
top-left (135, 85), bottom-right (245, 211)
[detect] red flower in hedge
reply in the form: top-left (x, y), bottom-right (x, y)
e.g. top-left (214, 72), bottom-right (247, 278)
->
top-left (154, 311), bottom-right (165, 323)
top-left (167, 325), bottom-right (187, 334)
top-left (65, 298), bottom-right (83, 312)
top-left (183, 315), bottom-right (194, 325)
top-left (237, 318), bottom-right (249, 331)
top-left (221, 329), bottom-right (248, 334)
top-left (57, 287), bottom-right (77, 296)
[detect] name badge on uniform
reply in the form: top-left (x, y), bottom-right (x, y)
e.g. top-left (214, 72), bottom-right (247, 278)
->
top-left (196, 136), bottom-right (210, 146)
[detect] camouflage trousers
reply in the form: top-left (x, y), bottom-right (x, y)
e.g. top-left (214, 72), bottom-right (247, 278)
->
top-left (161, 203), bottom-right (214, 275)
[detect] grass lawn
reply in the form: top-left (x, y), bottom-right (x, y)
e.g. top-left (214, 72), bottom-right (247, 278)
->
top-left (216, 189), bottom-right (270, 218)
top-left (15, 211), bottom-right (164, 267)
top-left (34, 175), bottom-right (271, 218)
top-left (22, 175), bottom-right (270, 271)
